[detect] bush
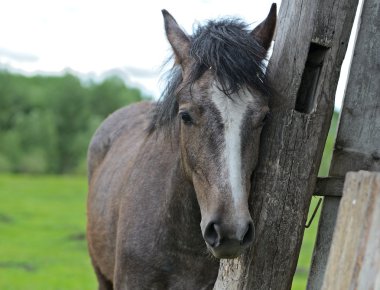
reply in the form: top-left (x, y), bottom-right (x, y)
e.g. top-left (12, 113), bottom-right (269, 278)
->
top-left (0, 70), bottom-right (147, 174)
top-left (17, 151), bottom-right (48, 174)
top-left (0, 154), bottom-right (12, 172)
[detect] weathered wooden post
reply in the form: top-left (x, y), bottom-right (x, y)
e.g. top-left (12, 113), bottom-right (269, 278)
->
top-left (214, 0), bottom-right (359, 289)
top-left (308, 0), bottom-right (380, 288)
top-left (321, 171), bottom-right (380, 290)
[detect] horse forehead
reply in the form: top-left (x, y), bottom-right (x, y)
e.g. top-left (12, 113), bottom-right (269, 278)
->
top-left (209, 85), bottom-right (254, 122)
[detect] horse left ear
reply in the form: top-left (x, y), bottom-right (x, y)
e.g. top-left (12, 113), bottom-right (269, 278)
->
top-left (162, 10), bottom-right (190, 68)
top-left (251, 3), bottom-right (277, 51)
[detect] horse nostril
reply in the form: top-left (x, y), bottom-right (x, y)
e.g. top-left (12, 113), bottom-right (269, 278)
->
top-left (204, 222), bottom-right (220, 247)
top-left (241, 222), bottom-right (254, 246)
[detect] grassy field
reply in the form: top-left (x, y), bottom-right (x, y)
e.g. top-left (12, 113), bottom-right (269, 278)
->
top-left (0, 175), bottom-right (97, 290)
top-left (0, 175), bottom-right (321, 290)
top-left (0, 113), bottom-right (338, 289)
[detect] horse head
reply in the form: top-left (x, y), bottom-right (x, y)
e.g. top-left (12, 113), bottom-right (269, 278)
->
top-left (160, 5), bottom-right (276, 259)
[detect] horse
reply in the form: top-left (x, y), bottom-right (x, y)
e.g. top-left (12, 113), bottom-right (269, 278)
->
top-left (87, 4), bottom-right (276, 289)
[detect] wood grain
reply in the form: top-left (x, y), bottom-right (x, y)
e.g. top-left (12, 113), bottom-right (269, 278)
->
top-left (321, 171), bottom-right (380, 290)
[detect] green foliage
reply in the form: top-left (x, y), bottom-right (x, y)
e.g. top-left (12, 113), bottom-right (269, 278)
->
top-left (0, 71), bottom-right (146, 174)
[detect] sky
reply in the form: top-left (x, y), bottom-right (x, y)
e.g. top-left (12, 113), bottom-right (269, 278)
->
top-left (0, 0), bottom-right (363, 108)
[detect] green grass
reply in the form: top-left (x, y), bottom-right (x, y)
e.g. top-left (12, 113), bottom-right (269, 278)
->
top-left (0, 175), bottom-right (316, 290)
top-left (0, 175), bottom-right (322, 290)
top-left (0, 180), bottom-right (328, 289)
top-left (0, 174), bottom-right (97, 290)
top-left (0, 113), bottom-right (338, 290)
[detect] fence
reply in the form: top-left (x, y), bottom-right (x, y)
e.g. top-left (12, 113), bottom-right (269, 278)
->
top-left (214, 0), bottom-right (380, 288)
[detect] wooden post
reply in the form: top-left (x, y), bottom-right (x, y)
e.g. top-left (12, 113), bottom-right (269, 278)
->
top-left (307, 0), bottom-right (380, 288)
top-left (321, 171), bottom-right (380, 290)
top-left (214, 0), bottom-right (358, 289)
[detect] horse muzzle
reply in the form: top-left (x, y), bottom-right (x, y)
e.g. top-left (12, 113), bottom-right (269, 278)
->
top-left (202, 219), bottom-right (255, 259)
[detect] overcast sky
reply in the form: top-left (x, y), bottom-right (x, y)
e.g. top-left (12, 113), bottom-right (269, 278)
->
top-left (0, 0), bottom-right (362, 108)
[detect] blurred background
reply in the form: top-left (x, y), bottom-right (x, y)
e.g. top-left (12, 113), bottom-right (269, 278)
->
top-left (0, 0), bottom-right (361, 289)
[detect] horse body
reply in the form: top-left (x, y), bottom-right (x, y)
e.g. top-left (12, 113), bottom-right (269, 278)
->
top-left (87, 5), bottom-right (276, 289)
top-left (88, 102), bottom-right (218, 289)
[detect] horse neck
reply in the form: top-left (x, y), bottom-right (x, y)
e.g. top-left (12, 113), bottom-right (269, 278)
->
top-left (160, 139), bottom-right (204, 248)
top-left (166, 152), bottom-right (201, 222)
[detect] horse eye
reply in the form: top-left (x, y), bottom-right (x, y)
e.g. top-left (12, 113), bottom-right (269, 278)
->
top-left (179, 112), bottom-right (193, 125)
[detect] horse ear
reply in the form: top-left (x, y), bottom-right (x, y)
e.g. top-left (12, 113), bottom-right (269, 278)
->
top-left (251, 3), bottom-right (277, 51)
top-left (162, 10), bottom-right (190, 67)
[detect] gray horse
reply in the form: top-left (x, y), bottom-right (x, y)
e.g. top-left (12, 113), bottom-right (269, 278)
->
top-left (87, 4), bottom-right (276, 289)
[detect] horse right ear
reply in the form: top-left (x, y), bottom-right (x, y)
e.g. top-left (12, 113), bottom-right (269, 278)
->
top-left (250, 3), bottom-right (277, 51)
top-left (162, 10), bottom-right (190, 68)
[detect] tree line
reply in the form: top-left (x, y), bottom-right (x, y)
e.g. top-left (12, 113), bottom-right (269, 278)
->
top-left (0, 71), bottom-right (147, 174)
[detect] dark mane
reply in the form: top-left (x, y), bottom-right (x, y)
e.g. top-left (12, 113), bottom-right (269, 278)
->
top-left (149, 18), bottom-right (270, 134)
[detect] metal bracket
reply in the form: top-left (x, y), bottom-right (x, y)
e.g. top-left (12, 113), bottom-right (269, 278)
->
top-left (305, 197), bottom-right (323, 228)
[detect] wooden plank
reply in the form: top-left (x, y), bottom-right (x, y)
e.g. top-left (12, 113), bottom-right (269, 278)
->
top-left (308, 0), bottom-right (380, 287)
top-left (214, 0), bottom-right (358, 289)
top-left (314, 177), bottom-right (344, 197)
top-left (329, 0), bottom-right (380, 177)
top-left (330, 149), bottom-right (380, 174)
top-left (321, 171), bottom-right (380, 290)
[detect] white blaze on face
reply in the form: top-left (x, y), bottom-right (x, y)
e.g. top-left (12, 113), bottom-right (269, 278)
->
top-left (210, 84), bottom-right (254, 207)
